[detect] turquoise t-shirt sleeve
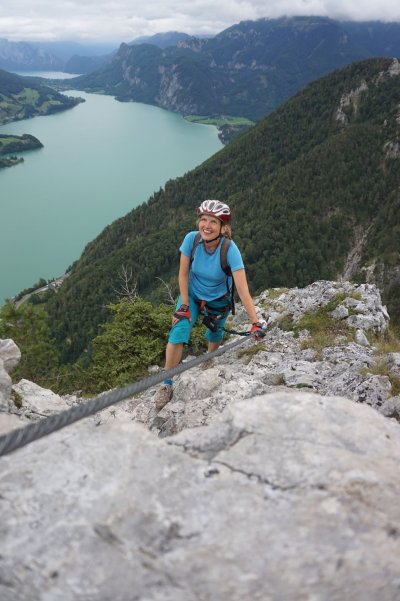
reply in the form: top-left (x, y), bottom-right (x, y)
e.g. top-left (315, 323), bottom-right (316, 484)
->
top-left (180, 231), bottom-right (198, 257)
top-left (227, 240), bottom-right (244, 272)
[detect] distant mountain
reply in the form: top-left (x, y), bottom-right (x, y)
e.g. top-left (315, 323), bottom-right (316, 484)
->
top-left (64, 54), bottom-right (111, 75)
top-left (0, 69), bottom-right (83, 125)
top-left (0, 38), bottom-right (63, 71)
top-left (29, 41), bottom-right (118, 62)
top-left (67, 16), bottom-right (400, 121)
top-left (47, 57), bottom-right (400, 361)
top-left (129, 31), bottom-right (193, 48)
top-left (0, 39), bottom-right (119, 74)
top-left (340, 21), bottom-right (400, 56)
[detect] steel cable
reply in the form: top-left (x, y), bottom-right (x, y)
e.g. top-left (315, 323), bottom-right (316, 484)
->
top-left (0, 336), bottom-right (249, 457)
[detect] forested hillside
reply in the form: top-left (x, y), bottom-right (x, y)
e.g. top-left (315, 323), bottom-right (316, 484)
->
top-left (68, 17), bottom-right (400, 121)
top-left (44, 57), bottom-right (400, 363)
top-left (0, 69), bottom-right (82, 125)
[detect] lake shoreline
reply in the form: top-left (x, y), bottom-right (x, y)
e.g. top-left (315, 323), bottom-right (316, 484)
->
top-left (0, 133), bottom-right (43, 168)
top-left (0, 88), bottom-right (222, 304)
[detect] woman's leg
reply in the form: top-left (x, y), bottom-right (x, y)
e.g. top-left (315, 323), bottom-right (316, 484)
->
top-left (165, 341), bottom-right (184, 369)
top-left (155, 294), bottom-right (199, 410)
top-left (207, 341), bottom-right (222, 353)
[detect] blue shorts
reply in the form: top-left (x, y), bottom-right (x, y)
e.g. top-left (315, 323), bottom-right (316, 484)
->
top-left (168, 294), bottom-right (230, 344)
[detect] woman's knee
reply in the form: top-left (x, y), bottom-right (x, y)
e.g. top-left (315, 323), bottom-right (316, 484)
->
top-left (168, 320), bottom-right (192, 344)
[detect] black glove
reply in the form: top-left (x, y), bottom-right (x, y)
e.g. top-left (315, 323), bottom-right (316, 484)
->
top-left (173, 303), bottom-right (192, 323)
top-left (251, 321), bottom-right (266, 340)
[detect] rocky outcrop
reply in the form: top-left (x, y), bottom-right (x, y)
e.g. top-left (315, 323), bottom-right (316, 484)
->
top-left (1, 390), bottom-right (400, 600)
top-left (335, 80), bottom-right (369, 123)
top-left (1, 280), bottom-right (400, 600)
top-left (0, 339), bottom-right (20, 413)
top-left (133, 281), bottom-right (398, 437)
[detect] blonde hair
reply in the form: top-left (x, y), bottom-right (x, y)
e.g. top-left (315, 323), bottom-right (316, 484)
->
top-left (196, 217), bottom-right (232, 239)
top-left (223, 224), bottom-right (232, 239)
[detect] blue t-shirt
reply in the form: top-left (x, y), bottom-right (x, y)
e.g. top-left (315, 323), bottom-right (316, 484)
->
top-left (180, 231), bottom-right (244, 301)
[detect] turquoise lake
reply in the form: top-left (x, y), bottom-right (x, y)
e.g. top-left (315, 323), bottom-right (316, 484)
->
top-left (0, 87), bottom-right (223, 304)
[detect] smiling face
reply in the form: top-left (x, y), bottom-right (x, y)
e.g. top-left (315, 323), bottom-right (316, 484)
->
top-left (198, 214), bottom-right (226, 242)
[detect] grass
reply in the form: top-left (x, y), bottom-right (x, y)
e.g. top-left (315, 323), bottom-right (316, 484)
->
top-left (16, 88), bottom-right (39, 105)
top-left (38, 100), bottom-right (63, 113)
top-left (278, 292), bottom-right (359, 358)
top-left (258, 287), bottom-right (290, 312)
top-left (237, 342), bottom-right (266, 364)
top-left (370, 327), bottom-right (400, 354)
top-left (323, 290), bottom-right (362, 312)
top-left (184, 114), bottom-right (255, 127)
top-left (297, 313), bottom-right (354, 358)
top-left (358, 327), bottom-right (400, 396)
top-left (267, 287), bottom-right (289, 300)
top-left (10, 388), bottom-right (23, 409)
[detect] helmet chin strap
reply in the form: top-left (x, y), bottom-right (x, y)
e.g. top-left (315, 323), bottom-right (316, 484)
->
top-left (204, 234), bottom-right (221, 244)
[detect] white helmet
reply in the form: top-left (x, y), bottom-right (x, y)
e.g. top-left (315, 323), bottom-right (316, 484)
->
top-left (196, 199), bottom-right (231, 223)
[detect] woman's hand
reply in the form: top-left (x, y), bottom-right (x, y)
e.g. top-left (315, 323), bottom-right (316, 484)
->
top-left (251, 321), bottom-right (267, 340)
top-left (172, 303), bottom-right (192, 325)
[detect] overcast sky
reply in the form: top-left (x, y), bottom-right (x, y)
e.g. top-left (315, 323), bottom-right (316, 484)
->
top-left (1, 0), bottom-right (400, 43)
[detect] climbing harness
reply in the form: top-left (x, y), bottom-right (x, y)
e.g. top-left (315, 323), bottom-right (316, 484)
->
top-left (196, 300), bottom-right (244, 336)
top-left (0, 335), bottom-right (255, 458)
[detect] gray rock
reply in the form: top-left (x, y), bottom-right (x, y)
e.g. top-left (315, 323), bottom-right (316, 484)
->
top-left (12, 379), bottom-right (71, 419)
top-left (355, 329), bottom-right (370, 347)
top-left (0, 339), bottom-right (21, 413)
top-left (346, 312), bottom-right (387, 332)
top-left (1, 279), bottom-right (400, 600)
top-left (1, 392), bottom-right (400, 601)
top-left (249, 280), bottom-right (389, 334)
top-left (0, 412), bottom-right (27, 435)
top-left (353, 375), bottom-right (393, 408)
top-left (380, 396), bottom-right (400, 420)
top-left (0, 360), bottom-right (12, 412)
top-left (0, 338), bottom-right (21, 372)
top-left (329, 304), bottom-right (349, 319)
top-left (388, 353), bottom-right (400, 378)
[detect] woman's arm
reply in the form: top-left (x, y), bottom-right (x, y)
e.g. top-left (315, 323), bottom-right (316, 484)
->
top-left (232, 268), bottom-right (258, 324)
top-left (178, 253), bottom-right (191, 306)
top-left (171, 253), bottom-right (192, 326)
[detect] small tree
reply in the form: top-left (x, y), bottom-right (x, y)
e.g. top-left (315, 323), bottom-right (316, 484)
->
top-left (82, 298), bottom-right (172, 394)
top-left (0, 301), bottom-right (59, 385)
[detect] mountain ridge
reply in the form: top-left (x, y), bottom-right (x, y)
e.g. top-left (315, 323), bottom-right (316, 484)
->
top-left (42, 57), bottom-right (400, 362)
top-left (69, 17), bottom-right (400, 120)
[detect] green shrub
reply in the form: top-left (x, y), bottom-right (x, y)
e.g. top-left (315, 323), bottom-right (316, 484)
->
top-left (0, 301), bottom-right (59, 386)
top-left (56, 297), bottom-right (211, 395)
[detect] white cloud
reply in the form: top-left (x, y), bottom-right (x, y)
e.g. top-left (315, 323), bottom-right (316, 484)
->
top-left (0, 0), bottom-right (399, 43)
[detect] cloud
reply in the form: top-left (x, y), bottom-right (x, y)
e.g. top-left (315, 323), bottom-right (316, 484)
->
top-left (0, 0), bottom-right (399, 42)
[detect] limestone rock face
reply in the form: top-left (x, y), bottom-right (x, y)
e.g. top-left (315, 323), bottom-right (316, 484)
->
top-left (12, 379), bottom-right (73, 418)
top-left (1, 281), bottom-right (400, 600)
top-left (1, 392), bottom-right (400, 601)
top-left (388, 352), bottom-right (400, 378)
top-left (0, 339), bottom-right (20, 413)
top-left (0, 339), bottom-right (21, 372)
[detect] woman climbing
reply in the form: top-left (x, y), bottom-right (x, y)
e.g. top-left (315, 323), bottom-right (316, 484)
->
top-left (154, 199), bottom-right (266, 411)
